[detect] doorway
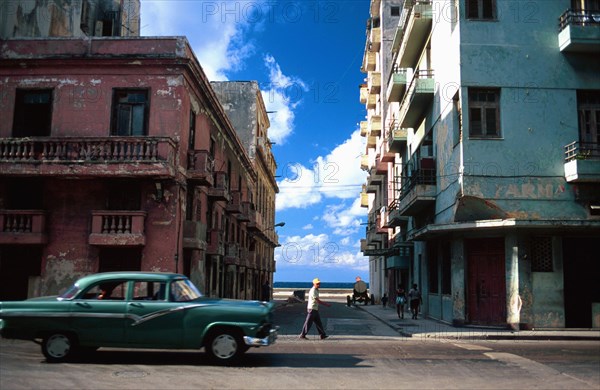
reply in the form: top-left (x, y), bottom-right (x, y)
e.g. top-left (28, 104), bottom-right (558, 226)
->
top-left (467, 238), bottom-right (506, 325)
top-left (563, 237), bottom-right (599, 328)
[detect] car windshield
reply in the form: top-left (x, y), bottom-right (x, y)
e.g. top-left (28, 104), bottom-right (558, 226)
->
top-left (58, 284), bottom-right (81, 300)
top-left (170, 279), bottom-right (202, 301)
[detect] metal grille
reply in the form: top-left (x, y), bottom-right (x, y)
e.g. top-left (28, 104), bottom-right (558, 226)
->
top-left (531, 237), bottom-right (553, 272)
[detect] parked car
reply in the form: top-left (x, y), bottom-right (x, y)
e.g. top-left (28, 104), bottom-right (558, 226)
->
top-left (0, 272), bottom-right (278, 364)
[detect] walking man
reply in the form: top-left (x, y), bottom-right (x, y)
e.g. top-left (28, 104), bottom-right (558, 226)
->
top-left (408, 283), bottom-right (422, 319)
top-left (299, 278), bottom-right (331, 339)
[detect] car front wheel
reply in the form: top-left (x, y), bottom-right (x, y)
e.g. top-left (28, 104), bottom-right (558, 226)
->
top-left (41, 333), bottom-right (74, 363)
top-left (205, 330), bottom-right (244, 364)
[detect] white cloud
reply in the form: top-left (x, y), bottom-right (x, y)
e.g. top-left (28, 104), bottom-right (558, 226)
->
top-left (141, 0), bottom-right (260, 80)
top-left (276, 129), bottom-right (367, 211)
top-left (261, 54), bottom-right (308, 144)
top-left (275, 233), bottom-right (368, 271)
top-left (322, 198), bottom-right (367, 236)
top-left (302, 224), bottom-right (314, 230)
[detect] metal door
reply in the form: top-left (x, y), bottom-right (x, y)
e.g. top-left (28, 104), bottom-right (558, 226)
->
top-left (467, 238), bottom-right (506, 325)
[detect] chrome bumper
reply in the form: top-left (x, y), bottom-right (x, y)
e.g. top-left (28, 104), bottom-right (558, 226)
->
top-left (243, 326), bottom-right (278, 347)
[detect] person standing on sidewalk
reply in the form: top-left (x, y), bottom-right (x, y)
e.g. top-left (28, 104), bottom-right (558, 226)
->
top-left (299, 278), bottom-right (331, 339)
top-left (408, 283), bottom-right (422, 319)
top-left (395, 284), bottom-right (407, 319)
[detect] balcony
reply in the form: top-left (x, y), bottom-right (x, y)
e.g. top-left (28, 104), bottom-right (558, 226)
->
top-left (226, 191), bottom-right (243, 214)
top-left (0, 210), bottom-right (47, 244)
top-left (362, 51), bottom-right (376, 72)
top-left (359, 84), bottom-right (369, 104)
top-left (370, 27), bottom-right (381, 52)
top-left (247, 208), bottom-right (263, 232)
top-left (367, 170), bottom-right (383, 186)
top-left (367, 134), bottom-right (377, 148)
top-left (224, 242), bottom-right (240, 265)
top-left (206, 228), bottom-right (225, 256)
top-left (208, 171), bottom-right (230, 201)
top-left (360, 190), bottom-right (369, 208)
top-left (388, 123), bottom-right (408, 152)
top-left (387, 200), bottom-right (409, 228)
top-left (360, 154), bottom-right (369, 171)
top-left (366, 93), bottom-right (377, 109)
top-left (393, 1), bottom-right (433, 67)
top-left (398, 161), bottom-right (437, 216)
top-left (368, 71), bottom-right (381, 95)
top-left (387, 68), bottom-right (409, 102)
top-left (564, 141), bottom-right (600, 182)
top-left (187, 150), bottom-right (214, 186)
top-left (380, 139), bottom-right (395, 162)
top-left (183, 220), bottom-right (207, 250)
top-left (558, 9), bottom-right (600, 52)
top-left (370, 0), bottom-right (381, 16)
top-left (399, 70), bottom-right (435, 128)
top-left (247, 250), bottom-right (257, 268)
top-left (237, 201), bottom-right (252, 222)
top-left (369, 114), bottom-right (382, 137)
top-left (375, 156), bottom-right (388, 174)
top-left (88, 210), bottom-right (146, 246)
top-left (0, 137), bottom-right (177, 179)
top-left (360, 121), bottom-right (368, 137)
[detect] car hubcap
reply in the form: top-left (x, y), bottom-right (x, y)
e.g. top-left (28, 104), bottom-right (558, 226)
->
top-left (47, 335), bottom-right (70, 358)
top-left (212, 334), bottom-right (237, 359)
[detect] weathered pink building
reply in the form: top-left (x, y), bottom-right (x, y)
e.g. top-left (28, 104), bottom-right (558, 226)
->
top-left (0, 37), bottom-right (278, 300)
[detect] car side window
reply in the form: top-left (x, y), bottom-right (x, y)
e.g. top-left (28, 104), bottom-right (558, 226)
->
top-left (82, 281), bottom-right (128, 300)
top-left (133, 281), bottom-right (167, 301)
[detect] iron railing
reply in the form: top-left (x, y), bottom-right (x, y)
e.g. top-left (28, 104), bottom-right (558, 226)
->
top-left (565, 141), bottom-right (600, 162)
top-left (559, 9), bottom-right (600, 31)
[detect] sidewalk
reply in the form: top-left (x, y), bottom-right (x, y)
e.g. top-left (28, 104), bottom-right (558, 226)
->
top-left (357, 303), bottom-right (600, 341)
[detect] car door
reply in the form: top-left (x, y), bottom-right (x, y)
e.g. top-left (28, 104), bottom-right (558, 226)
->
top-left (70, 280), bottom-right (129, 346)
top-left (124, 280), bottom-right (184, 348)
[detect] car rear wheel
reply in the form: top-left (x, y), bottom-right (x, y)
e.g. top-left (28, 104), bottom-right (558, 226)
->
top-left (205, 330), bottom-right (244, 364)
top-left (41, 333), bottom-right (74, 363)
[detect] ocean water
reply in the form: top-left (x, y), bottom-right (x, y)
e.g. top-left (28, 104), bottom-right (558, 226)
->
top-left (273, 282), bottom-right (368, 289)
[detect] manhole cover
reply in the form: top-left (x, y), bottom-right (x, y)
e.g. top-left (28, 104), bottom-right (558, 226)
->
top-left (113, 371), bottom-right (148, 378)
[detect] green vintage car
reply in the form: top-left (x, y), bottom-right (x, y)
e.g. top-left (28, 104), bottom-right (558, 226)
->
top-left (0, 272), bottom-right (278, 364)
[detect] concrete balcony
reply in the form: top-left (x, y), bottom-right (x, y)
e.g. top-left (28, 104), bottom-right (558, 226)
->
top-left (206, 228), bottom-right (225, 256)
top-left (380, 139), bottom-right (395, 162)
top-left (387, 68), bottom-right (409, 102)
top-left (399, 70), bottom-right (435, 128)
top-left (360, 190), bottom-right (369, 208)
top-left (368, 71), bottom-right (381, 95)
top-left (0, 137), bottom-right (177, 179)
top-left (247, 208), bottom-right (263, 232)
top-left (369, 115), bottom-right (382, 137)
top-left (208, 171), bottom-right (230, 202)
top-left (226, 191), bottom-right (243, 214)
top-left (237, 201), bottom-right (252, 222)
top-left (558, 9), bottom-right (600, 52)
top-left (360, 154), bottom-right (369, 171)
top-left (398, 164), bottom-right (437, 216)
top-left (187, 150), bottom-right (214, 186)
top-left (224, 242), bottom-right (241, 265)
top-left (370, 27), bottom-right (382, 52)
top-left (88, 210), bottom-right (146, 246)
top-left (388, 124), bottom-right (408, 152)
top-left (367, 170), bottom-right (383, 186)
top-left (564, 141), bottom-right (600, 182)
top-left (370, 0), bottom-right (381, 16)
top-left (360, 121), bottom-right (368, 137)
top-left (375, 156), bottom-right (388, 174)
top-left (0, 210), bottom-right (47, 244)
top-left (387, 200), bottom-right (409, 228)
top-left (394, 1), bottom-right (433, 67)
top-left (362, 51), bottom-right (376, 72)
top-left (359, 84), bottom-right (369, 104)
top-left (366, 93), bottom-right (377, 109)
top-left (367, 134), bottom-right (377, 148)
top-left (183, 220), bottom-right (207, 250)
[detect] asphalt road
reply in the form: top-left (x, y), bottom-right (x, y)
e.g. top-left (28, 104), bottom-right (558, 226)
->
top-left (1, 301), bottom-right (598, 390)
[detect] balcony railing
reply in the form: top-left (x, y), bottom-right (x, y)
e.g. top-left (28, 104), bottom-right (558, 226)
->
top-left (565, 141), bottom-right (600, 161)
top-left (558, 9), bottom-right (600, 52)
top-left (206, 228), bottom-right (225, 256)
top-left (0, 137), bottom-right (177, 178)
top-left (0, 210), bottom-right (47, 244)
top-left (400, 168), bottom-right (436, 201)
top-left (559, 9), bottom-right (600, 31)
top-left (564, 141), bottom-right (600, 182)
top-left (393, 0), bottom-right (433, 67)
top-left (89, 210), bottom-right (146, 246)
top-left (208, 171), bottom-right (230, 201)
top-left (398, 69), bottom-right (435, 128)
top-left (187, 150), bottom-right (214, 185)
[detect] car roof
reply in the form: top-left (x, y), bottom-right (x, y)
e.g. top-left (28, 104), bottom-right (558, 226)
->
top-left (76, 272), bottom-right (187, 286)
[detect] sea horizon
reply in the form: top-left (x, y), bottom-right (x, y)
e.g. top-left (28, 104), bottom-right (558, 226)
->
top-left (273, 281), bottom-right (368, 289)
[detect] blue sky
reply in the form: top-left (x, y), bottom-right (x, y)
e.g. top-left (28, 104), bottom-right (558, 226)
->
top-left (142, 0), bottom-right (370, 283)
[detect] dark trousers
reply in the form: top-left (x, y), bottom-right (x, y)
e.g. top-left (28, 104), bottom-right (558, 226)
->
top-left (301, 309), bottom-right (326, 336)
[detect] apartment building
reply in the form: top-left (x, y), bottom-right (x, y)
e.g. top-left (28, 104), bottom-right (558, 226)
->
top-left (360, 0), bottom-right (600, 328)
top-left (0, 36), bottom-right (264, 300)
top-left (211, 81), bottom-right (281, 300)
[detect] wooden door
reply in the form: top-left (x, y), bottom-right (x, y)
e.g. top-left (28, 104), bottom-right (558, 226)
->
top-left (467, 238), bottom-right (506, 325)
